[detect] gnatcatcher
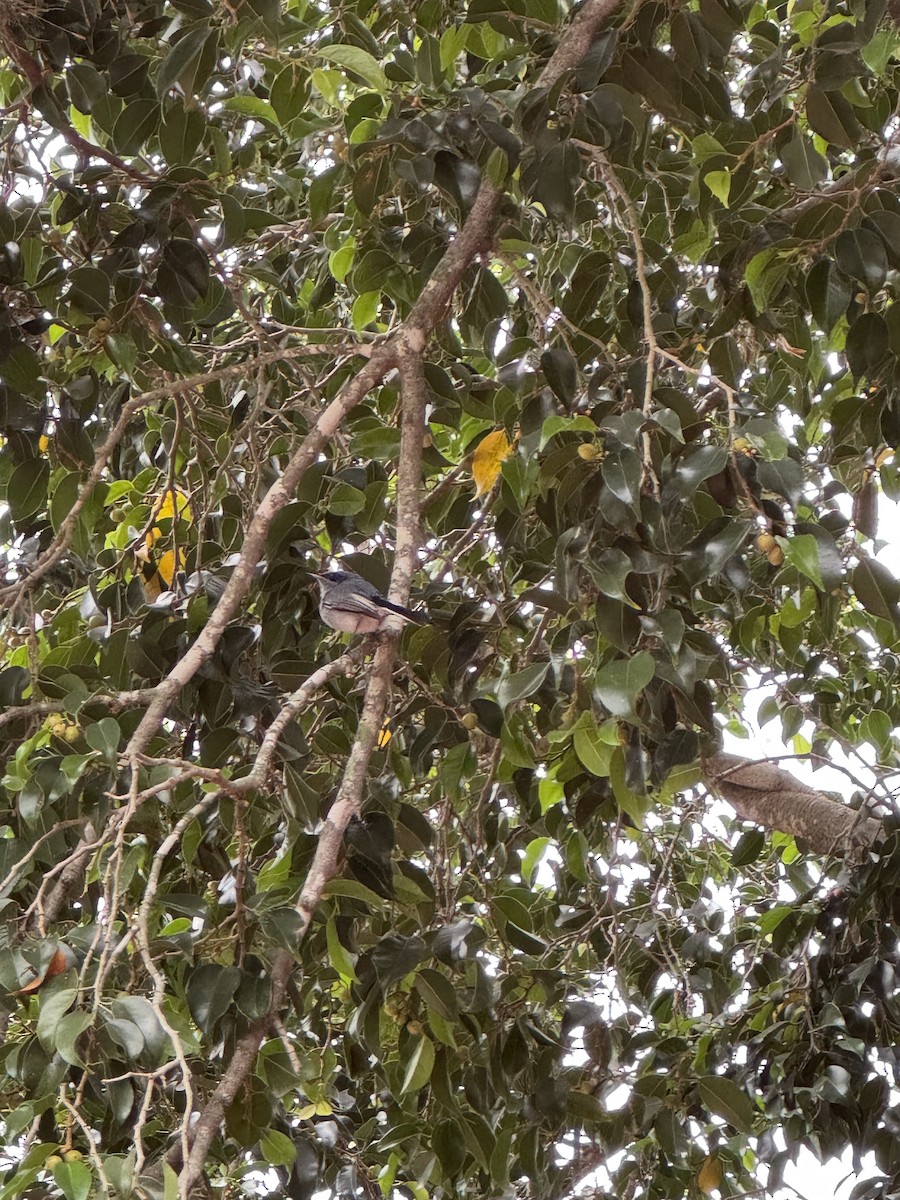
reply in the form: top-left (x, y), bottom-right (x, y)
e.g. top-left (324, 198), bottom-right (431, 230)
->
top-left (313, 568), bottom-right (430, 634)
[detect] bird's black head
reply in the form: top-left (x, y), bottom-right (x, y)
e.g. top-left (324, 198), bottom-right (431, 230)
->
top-left (314, 570), bottom-right (351, 584)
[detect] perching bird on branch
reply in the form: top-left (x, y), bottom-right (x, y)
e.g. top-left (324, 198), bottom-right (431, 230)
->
top-left (312, 568), bottom-right (430, 634)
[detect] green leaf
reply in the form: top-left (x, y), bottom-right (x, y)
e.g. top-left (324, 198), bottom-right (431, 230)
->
top-left (500, 715), bottom-right (536, 768)
top-left (270, 64), bottom-right (309, 123)
top-left (440, 24), bottom-right (470, 71)
top-left (328, 482), bottom-right (366, 515)
top-left (806, 259), bottom-right (850, 333)
top-left (2, 344), bottom-right (42, 397)
top-left (845, 313), bottom-right (889, 378)
top-left (260, 1129), bottom-right (297, 1168)
top-left (349, 426), bottom-right (401, 461)
top-left (52, 1160), bottom-right (92, 1200)
top-left (7, 458), bottom-right (50, 523)
top-left (113, 99), bottom-right (159, 154)
top-left (186, 965), bottom-right (241, 1038)
top-left (860, 709), bottom-right (892, 755)
top-left (257, 852), bottom-right (290, 892)
top-left (686, 518), bottom-right (753, 581)
top-left (322, 878), bottom-right (388, 907)
top-left (540, 347), bottom-right (578, 404)
top-left (780, 534), bottom-right (825, 591)
top-left (731, 829), bottom-right (765, 867)
top-left (55, 1010), bottom-right (93, 1066)
top-left (538, 414), bottom-right (597, 449)
top-left (434, 1117), bottom-right (467, 1174)
top-left (745, 246), bottom-right (791, 312)
top-left (573, 715), bottom-right (616, 777)
top-left (806, 84), bottom-right (860, 148)
top-left (163, 1164), bottom-right (179, 1200)
top-left (670, 445), bottom-right (728, 499)
top-left (853, 557), bottom-right (900, 623)
top-left (400, 1035), bottom-right (435, 1093)
top-left (590, 548), bottom-right (639, 607)
top-left (415, 968), bottom-right (459, 1021)
top-left (328, 240), bottom-right (356, 284)
top-left (698, 1075), bottom-right (757, 1133)
top-left (84, 717), bottom-right (121, 760)
top-left (780, 129), bottom-right (827, 189)
top-left (496, 662), bottom-right (548, 710)
top-left (521, 836), bottom-right (552, 884)
top-left (526, 141), bottom-right (582, 222)
top-left (156, 27), bottom-right (218, 99)
top-left (835, 228), bottom-right (888, 293)
top-left (319, 45), bottom-right (388, 93)
top-left (594, 652), bottom-right (655, 722)
top-left (326, 916), bottom-right (358, 981)
top-left (37, 987), bottom-right (78, 1051)
top-left (704, 168), bottom-right (731, 206)
top-left (610, 746), bottom-right (649, 824)
top-left (673, 217), bottom-right (712, 262)
top-left (351, 290), bottom-right (380, 330)
top-left (691, 132), bottom-right (728, 164)
top-left (861, 29), bottom-right (899, 75)
top-left (222, 96), bottom-right (280, 127)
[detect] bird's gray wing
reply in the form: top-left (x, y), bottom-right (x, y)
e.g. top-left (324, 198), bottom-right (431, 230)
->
top-left (326, 590), bottom-right (385, 617)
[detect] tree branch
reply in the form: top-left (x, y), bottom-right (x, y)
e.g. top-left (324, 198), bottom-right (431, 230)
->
top-left (0, 344), bottom-right (353, 607)
top-left (122, 0), bottom-right (628, 761)
top-left (0, 689), bottom-right (156, 731)
top-left (705, 752), bottom-right (883, 857)
top-left (175, 328), bottom-right (431, 1196)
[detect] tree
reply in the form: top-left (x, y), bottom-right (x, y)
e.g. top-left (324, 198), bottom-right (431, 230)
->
top-left (0, 0), bottom-right (899, 1196)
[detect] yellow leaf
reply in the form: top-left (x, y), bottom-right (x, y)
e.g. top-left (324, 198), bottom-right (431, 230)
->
top-left (698, 1154), bottom-right (723, 1194)
top-left (377, 718), bottom-right (392, 749)
top-left (297, 1104), bottom-right (316, 1120)
top-left (141, 570), bottom-right (164, 602)
top-left (39, 434), bottom-right (51, 453)
top-left (472, 429), bottom-right (512, 497)
top-left (157, 488), bottom-right (192, 524)
top-left (314, 1100), bottom-right (333, 1116)
top-left (156, 548), bottom-right (184, 587)
top-left (140, 547), bottom-right (185, 598)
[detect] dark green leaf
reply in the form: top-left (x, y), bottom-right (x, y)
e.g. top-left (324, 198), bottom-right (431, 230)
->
top-left (594, 652), bottom-right (655, 722)
top-left (853, 557), bottom-right (900, 623)
top-left (186, 965), bottom-right (241, 1038)
top-left (540, 347), bottom-right (578, 404)
top-left (495, 662), bottom-right (548, 710)
top-left (806, 259), bottom-right (851, 333)
top-left (834, 228), bottom-right (888, 293)
top-left (8, 458), bottom-right (50, 523)
top-left (699, 1075), bottom-right (757, 1133)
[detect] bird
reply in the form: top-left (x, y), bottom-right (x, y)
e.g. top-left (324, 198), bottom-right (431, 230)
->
top-left (312, 567), bottom-right (430, 634)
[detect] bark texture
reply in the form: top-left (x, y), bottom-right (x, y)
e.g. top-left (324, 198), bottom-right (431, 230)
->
top-left (705, 752), bottom-right (883, 857)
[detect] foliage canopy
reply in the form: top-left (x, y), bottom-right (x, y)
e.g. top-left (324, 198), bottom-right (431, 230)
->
top-left (1, 0), bottom-right (900, 1197)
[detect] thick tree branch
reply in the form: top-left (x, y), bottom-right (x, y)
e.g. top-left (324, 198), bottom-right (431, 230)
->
top-left (537, 0), bottom-right (626, 81)
top-left (25, 821), bottom-right (98, 933)
top-left (124, 350), bottom-right (391, 762)
top-left (236, 647), bottom-right (367, 791)
top-left (122, 0), bottom-right (627, 762)
top-left (0, 689), bottom-right (155, 730)
top-left (176, 329), bottom-right (431, 1196)
top-left (705, 752), bottom-right (883, 857)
